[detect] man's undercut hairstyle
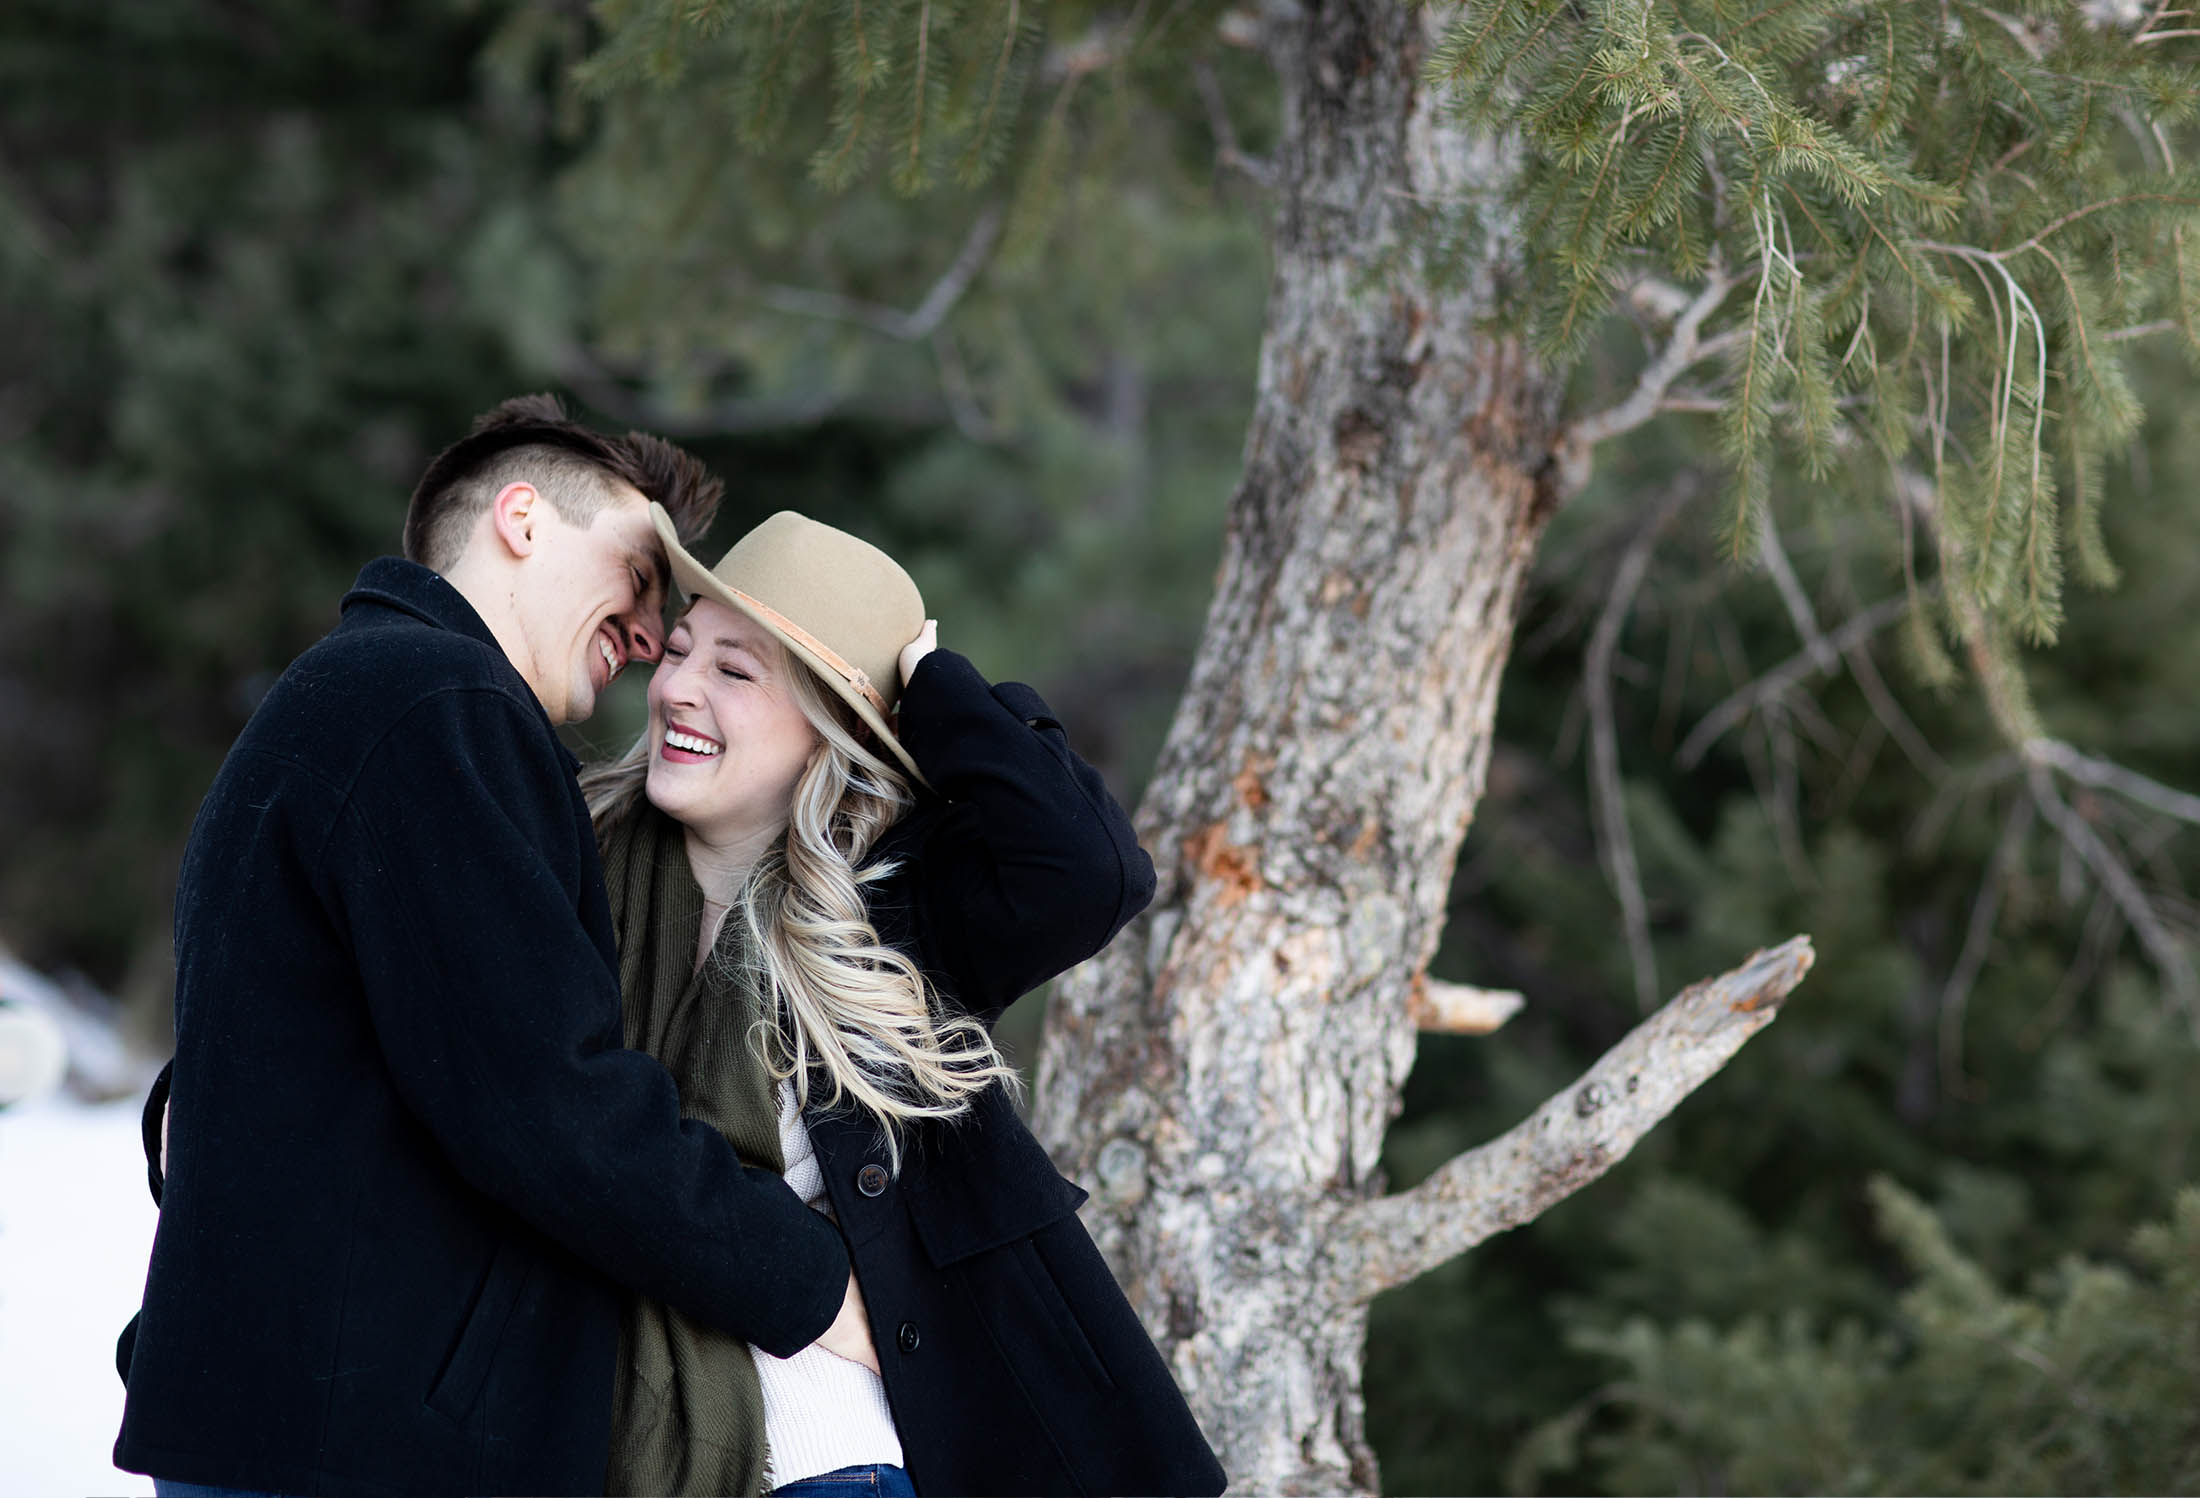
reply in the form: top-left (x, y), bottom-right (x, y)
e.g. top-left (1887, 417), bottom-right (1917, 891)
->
top-left (404, 395), bottom-right (725, 571)
top-left (613, 428), bottom-right (724, 549)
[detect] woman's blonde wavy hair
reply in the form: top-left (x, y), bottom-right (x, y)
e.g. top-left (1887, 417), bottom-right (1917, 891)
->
top-left (580, 628), bottom-right (1020, 1173)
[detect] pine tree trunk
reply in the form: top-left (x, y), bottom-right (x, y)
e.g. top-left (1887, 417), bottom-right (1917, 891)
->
top-left (1032, 4), bottom-right (1823, 1490)
top-left (1031, 2), bottom-right (1562, 1490)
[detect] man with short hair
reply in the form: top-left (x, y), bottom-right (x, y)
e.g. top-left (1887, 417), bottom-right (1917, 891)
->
top-left (116, 397), bottom-right (867, 1497)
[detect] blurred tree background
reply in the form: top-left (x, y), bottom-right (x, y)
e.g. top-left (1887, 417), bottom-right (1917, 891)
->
top-left (4, 1), bottom-right (2196, 1492)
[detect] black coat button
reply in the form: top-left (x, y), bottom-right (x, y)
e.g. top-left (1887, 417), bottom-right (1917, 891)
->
top-left (896, 1321), bottom-right (920, 1354)
top-left (857, 1163), bottom-right (889, 1197)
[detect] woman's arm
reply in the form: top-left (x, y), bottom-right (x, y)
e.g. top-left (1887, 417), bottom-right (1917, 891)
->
top-left (888, 630), bottom-right (1156, 1023)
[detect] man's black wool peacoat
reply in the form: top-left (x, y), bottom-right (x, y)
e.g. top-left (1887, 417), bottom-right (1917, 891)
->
top-left (799, 648), bottom-right (1228, 1498)
top-left (114, 560), bottom-right (851, 1496)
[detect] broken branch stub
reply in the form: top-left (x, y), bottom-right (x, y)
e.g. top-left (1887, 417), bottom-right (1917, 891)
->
top-left (1411, 977), bottom-right (1526, 1035)
top-left (1335, 937), bottom-right (1815, 1302)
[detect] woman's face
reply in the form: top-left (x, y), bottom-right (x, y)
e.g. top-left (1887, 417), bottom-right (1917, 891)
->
top-left (644, 598), bottom-right (823, 845)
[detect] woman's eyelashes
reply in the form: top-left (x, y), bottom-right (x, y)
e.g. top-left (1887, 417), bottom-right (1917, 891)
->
top-left (662, 629), bottom-right (754, 681)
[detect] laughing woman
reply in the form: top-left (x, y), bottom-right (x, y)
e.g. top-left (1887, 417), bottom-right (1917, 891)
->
top-left (579, 509), bottom-right (1226, 1498)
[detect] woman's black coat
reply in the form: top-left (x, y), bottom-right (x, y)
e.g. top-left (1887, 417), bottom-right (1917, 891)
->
top-left (786, 648), bottom-right (1227, 1498)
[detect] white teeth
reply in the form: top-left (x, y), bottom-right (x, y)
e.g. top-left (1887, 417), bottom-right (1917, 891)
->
top-left (663, 728), bottom-right (721, 757)
top-left (599, 638), bottom-right (618, 675)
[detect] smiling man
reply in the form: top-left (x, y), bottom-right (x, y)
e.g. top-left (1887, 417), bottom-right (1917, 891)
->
top-left (114, 397), bottom-right (865, 1497)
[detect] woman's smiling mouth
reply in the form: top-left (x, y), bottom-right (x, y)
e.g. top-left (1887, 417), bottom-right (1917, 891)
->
top-left (661, 723), bottom-right (723, 760)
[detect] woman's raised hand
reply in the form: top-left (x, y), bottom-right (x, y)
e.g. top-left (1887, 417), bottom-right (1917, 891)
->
top-left (898, 619), bottom-right (938, 688)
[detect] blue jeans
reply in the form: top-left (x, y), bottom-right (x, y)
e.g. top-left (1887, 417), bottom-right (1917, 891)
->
top-left (771, 1463), bottom-right (918, 1497)
top-left (153, 1483), bottom-right (291, 1498)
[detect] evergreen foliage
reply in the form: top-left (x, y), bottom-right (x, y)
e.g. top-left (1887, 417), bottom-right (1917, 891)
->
top-left (575, 0), bottom-right (1233, 205)
top-left (1508, 1180), bottom-right (2200, 1494)
top-left (1432, 1), bottom-right (2200, 658)
top-left (0, 0), bottom-right (552, 1004)
top-left (1367, 361), bottom-right (2200, 1490)
top-left (531, 1), bottom-right (1271, 779)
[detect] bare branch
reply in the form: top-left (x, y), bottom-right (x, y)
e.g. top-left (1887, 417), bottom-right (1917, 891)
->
top-left (1821, 549), bottom-right (1944, 783)
top-left (1757, 516), bottom-right (1838, 673)
top-left (1560, 266), bottom-right (1739, 472)
top-left (2022, 887), bottom-right (2124, 1047)
top-left (2025, 738), bottom-right (2200, 826)
top-left (930, 329), bottom-right (1008, 444)
top-left (1763, 703), bottom-right (1815, 887)
top-left (1940, 795), bottom-right (2036, 1095)
top-left (2102, 318), bottom-right (2184, 343)
top-left (1910, 753), bottom-right (2022, 859)
top-left (1587, 480), bottom-right (1698, 1010)
top-left (1337, 938), bottom-right (1816, 1301)
top-left (1191, 60), bottom-right (1276, 187)
top-left (558, 347), bottom-right (860, 437)
top-left (558, 208), bottom-right (1007, 440)
top-left (1626, 275), bottom-right (1695, 322)
top-left (2027, 764), bottom-right (2200, 1030)
top-left (1410, 978), bottom-right (1525, 1035)
top-left (1842, 636), bottom-right (1949, 780)
top-left (759, 205), bottom-right (1004, 341)
top-left (1676, 594), bottom-right (1913, 769)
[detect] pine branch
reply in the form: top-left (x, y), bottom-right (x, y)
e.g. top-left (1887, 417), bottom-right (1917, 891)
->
top-left (1335, 938), bottom-right (1816, 1302)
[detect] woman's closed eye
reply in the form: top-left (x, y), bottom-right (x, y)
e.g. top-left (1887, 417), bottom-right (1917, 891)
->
top-left (718, 664), bottom-right (752, 682)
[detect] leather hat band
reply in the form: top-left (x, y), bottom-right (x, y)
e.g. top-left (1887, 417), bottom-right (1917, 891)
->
top-left (728, 585), bottom-right (890, 716)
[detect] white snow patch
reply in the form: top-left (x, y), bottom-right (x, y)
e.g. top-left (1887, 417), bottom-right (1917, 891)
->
top-left (0, 1092), bottom-right (158, 1497)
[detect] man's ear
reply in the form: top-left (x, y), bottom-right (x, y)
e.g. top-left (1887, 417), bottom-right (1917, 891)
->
top-left (487, 481), bottom-right (542, 559)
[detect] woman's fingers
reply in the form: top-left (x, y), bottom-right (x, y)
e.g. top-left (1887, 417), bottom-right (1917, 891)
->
top-left (898, 619), bottom-right (939, 689)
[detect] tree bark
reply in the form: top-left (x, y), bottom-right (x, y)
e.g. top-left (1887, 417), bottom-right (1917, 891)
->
top-left (1031, 2), bottom-right (1810, 1492)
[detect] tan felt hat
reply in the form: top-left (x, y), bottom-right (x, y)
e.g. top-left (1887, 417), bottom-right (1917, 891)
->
top-left (648, 504), bottom-right (929, 786)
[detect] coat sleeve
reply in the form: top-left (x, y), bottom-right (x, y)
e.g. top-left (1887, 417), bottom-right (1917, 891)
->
top-left (319, 687), bottom-right (848, 1358)
top-left (891, 649), bottom-right (1156, 1022)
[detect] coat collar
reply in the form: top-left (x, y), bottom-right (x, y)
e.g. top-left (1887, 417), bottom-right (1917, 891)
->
top-left (340, 557), bottom-right (505, 653)
top-left (338, 557), bottom-right (581, 774)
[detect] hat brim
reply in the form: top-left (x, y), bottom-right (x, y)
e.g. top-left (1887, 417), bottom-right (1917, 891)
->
top-left (648, 504), bottom-right (931, 792)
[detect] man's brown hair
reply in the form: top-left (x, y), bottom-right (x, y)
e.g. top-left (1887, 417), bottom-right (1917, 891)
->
top-left (404, 394), bottom-right (723, 571)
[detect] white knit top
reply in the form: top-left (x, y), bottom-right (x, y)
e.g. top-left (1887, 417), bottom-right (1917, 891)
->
top-left (756, 1081), bottom-right (905, 1488)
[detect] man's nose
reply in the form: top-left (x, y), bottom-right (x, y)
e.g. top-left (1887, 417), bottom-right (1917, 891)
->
top-left (624, 616), bottom-right (663, 665)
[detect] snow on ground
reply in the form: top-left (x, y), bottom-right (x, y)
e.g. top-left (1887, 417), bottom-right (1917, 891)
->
top-left (0, 1091), bottom-right (158, 1497)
